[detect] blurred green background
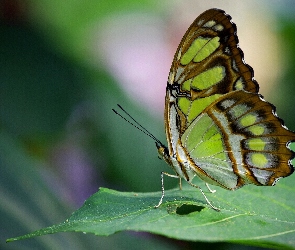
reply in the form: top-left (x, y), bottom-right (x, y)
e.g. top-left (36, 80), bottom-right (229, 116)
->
top-left (1, 0), bottom-right (295, 249)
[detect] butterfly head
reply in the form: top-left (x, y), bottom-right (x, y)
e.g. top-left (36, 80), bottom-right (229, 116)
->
top-left (156, 141), bottom-right (172, 165)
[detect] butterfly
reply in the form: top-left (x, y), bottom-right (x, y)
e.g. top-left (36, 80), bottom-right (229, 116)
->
top-left (151, 8), bottom-right (295, 211)
top-left (113, 8), bottom-right (295, 211)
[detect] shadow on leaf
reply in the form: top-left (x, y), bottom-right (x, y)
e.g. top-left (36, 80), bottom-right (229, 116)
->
top-left (176, 204), bottom-right (205, 215)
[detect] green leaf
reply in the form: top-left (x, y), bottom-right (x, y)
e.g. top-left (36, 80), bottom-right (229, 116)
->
top-left (0, 132), bottom-right (180, 250)
top-left (7, 176), bottom-right (295, 249)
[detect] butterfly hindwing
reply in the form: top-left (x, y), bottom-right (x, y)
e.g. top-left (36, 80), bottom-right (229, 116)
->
top-left (181, 90), bottom-right (295, 189)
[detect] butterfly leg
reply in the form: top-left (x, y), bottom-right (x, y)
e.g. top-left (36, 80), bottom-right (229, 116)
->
top-left (154, 171), bottom-right (180, 208)
top-left (179, 177), bottom-right (182, 190)
top-left (188, 182), bottom-right (220, 211)
top-left (205, 183), bottom-right (216, 193)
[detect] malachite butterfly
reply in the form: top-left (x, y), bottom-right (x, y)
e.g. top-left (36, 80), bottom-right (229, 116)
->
top-left (114, 8), bottom-right (295, 211)
top-left (152, 8), bottom-right (295, 211)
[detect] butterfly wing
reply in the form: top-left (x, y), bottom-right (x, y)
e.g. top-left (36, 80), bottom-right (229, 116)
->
top-left (164, 8), bottom-right (295, 189)
top-left (181, 90), bottom-right (295, 189)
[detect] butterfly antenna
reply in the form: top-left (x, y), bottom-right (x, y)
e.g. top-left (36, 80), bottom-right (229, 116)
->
top-left (112, 104), bottom-right (163, 146)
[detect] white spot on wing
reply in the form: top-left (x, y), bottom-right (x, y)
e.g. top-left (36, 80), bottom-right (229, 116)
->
top-left (203, 20), bottom-right (216, 28)
top-left (220, 99), bottom-right (236, 109)
top-left (250, 168), bottom-right (273, 185)
top-left (197, 19), bottom-right (205, 26)
top-left (213, 24), bottom-right (224, 31)
top-left (225, 47), bottom-right (231, 55)
top-left (232, 59), bottom-right (239, 72)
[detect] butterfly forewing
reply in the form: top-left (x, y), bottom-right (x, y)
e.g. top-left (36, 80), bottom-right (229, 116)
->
top-left (163, 8), bottom-right (295, 192)
top-left (168, 9), bottom-right (258, 100)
